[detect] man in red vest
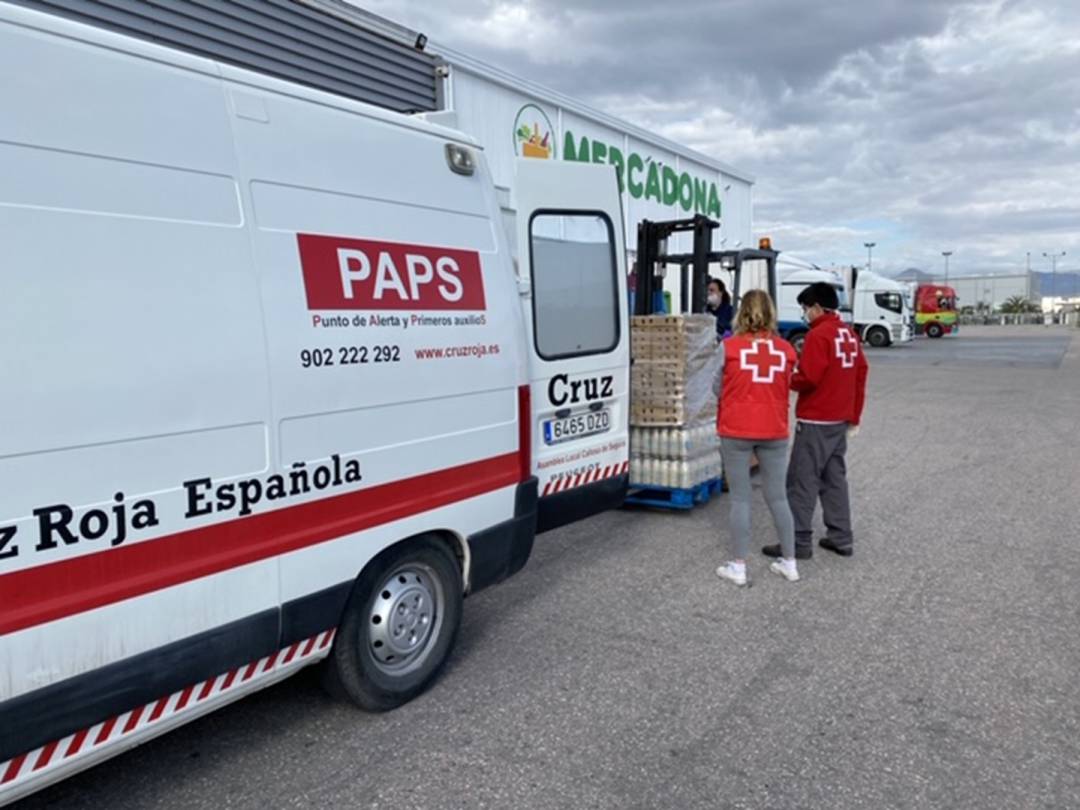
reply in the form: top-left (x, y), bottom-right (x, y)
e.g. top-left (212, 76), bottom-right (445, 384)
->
top-left (763, 282), bottom-right (868, 560)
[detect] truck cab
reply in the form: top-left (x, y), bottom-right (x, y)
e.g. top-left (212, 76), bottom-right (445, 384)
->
top-left (915, 284), bottom-right (959, 337)
top-left (851, 269), bottom-right (912, 347)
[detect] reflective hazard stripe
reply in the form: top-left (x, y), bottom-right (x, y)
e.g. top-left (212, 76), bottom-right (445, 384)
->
top-left (541, 460), bottom-right (629, 497)
top-left (0, 629), bottom-right (336, 792)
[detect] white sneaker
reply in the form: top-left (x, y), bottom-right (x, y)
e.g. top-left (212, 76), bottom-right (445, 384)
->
top-left (769, 559), bottom-right (800, 582)
top-left (716, 562), bottom-right (748, 587)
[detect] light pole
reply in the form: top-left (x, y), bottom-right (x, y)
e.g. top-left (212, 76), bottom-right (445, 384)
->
top-left (942, 251), bottom-right (953, 285)
top-left (1043, 251), bottom-right (1065, 320)
top-left (864, 242), bottom-right (876, 273)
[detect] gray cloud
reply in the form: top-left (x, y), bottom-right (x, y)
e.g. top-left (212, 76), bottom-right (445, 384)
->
top-left (364, 0), bottom-right (1080, 276)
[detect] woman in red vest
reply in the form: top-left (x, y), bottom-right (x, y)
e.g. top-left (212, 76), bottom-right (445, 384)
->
top-left (714, 290), bottom-right (800, 586)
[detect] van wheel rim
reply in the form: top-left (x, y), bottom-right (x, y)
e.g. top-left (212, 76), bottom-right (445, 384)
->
top-left (368, 565), bottom-right (442, 674)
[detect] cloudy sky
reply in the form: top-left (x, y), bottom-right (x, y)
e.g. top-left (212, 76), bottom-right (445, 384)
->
top-left (364, 0), bottom-right (1078, 278)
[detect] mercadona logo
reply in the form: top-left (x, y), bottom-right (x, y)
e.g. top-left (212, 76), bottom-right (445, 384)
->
top-left (513, 104), bottom-right (556, 159)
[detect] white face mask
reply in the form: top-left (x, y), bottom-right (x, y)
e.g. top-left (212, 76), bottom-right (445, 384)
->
top-left (707, 293), bottom-right (721, 307)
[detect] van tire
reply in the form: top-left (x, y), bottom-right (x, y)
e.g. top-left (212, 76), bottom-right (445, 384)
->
top-left (789, 330), bottom-right (808, 354)
top-left (322, 535), bottom-right (463, 711)
top-left (926, 322), bottom-right (944, 338)
top-left (865, 326), bottom-right (891, 348)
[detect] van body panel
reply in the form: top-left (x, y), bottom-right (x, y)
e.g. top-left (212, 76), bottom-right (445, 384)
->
top-left (0, 4), bottom-right (626, 802)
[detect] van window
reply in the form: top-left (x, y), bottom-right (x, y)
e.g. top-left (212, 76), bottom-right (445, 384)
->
top-left (529, 212), bottom-right (618, 359)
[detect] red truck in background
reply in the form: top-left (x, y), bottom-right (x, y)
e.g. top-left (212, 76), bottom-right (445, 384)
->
top-left (915, 284), bottom-right (958, 338)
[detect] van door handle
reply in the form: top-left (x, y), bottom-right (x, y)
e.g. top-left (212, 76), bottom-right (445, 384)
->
top-left (555, 408), bottom-right (572, 419)
top-left (588, 402), bottom-right (604, 412)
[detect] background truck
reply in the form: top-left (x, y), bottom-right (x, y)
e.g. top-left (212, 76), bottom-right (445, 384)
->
top-left (915, 284), bottom-right (959, 337)
top-left (844, 267), bottom-right (913, 347)
top-left (776, 265), bottom-right (851, 352)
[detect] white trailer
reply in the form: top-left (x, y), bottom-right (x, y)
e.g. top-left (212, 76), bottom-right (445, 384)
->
top-left (420, 45), bottom-right (757, 314)
top-left (776, 265), bottom-right (851, 352)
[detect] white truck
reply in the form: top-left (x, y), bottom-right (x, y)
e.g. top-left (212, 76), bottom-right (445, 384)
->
top-left (0, 4), bottom-right (632, 803)
top-left (776, 266), bottom-right (852, 352)
top-left (849, 269), bottom-right (912, 347)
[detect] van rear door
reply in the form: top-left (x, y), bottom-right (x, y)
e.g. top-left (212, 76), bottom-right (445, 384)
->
top-left (514, 159), bottom-right (629, 532)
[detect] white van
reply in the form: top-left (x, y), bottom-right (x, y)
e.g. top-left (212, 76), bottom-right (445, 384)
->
top-left (0, 5), bottom-right (629, 803)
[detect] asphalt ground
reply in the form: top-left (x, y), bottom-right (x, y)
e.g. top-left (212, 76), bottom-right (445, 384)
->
top-left (869, 326), bottom-right (1070, 369)
top-left (18, 326), bottom-right (1080, 810)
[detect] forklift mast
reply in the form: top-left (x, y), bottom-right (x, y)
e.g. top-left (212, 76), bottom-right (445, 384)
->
top-left (634, 216), bottom-right (779, 317)
top-left (634, 215), bottom-right (717, 316)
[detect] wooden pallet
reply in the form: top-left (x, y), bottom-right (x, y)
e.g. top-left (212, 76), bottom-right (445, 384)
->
top-left (623, 477), bottom-right (724, 510)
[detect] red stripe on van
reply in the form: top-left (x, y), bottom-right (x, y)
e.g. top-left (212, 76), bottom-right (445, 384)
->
top-left (174, 685), bottom-right (196, 712)
top-left (148, 697), bottom-right (170, 723)
top-left (2, 754), bottom-right (26, 784)
top-left (94, 717), bottom-right (119, 746)
top-left (122, 706), bottom-right (144, 734)
top-left (0, 453), bottom-right (519, 636)
top-left (65, 729), bottom-right (90, 758)
top-left (517, 385), bottom-right (531, 483)
top-left (220, 669), bottom-right (239, 692)
top-left (32, 741), bottom-right (58, 772)
top-left (196, 677), bottom-right (218, 702)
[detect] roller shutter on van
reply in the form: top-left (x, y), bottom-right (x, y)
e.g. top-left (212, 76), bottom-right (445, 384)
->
top-left (7, 0), bottom-right (440, 113)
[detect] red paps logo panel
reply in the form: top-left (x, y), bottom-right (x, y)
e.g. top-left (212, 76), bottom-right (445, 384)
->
top-left (297, 233), bottom-right (486, 311)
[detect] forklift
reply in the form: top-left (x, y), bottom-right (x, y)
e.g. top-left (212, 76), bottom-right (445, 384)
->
top-left (632, 214), bottom-right (778, 318)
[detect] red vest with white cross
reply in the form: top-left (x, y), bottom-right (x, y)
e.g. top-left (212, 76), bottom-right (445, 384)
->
top-left (717, 333), bottom-right (798, 440)
top-left (791, 311), bottom-right (870, 425)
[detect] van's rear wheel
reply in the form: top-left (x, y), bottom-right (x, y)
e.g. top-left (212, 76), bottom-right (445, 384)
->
top-left (926, 322), bottom-right (944, 338)
top-left (865, 326), bottom-right (891, 348)
top-left (323, 536), bottom-right (463, 711)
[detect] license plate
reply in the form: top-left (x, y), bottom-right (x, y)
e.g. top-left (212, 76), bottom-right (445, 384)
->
top-left (543, 408), bottom-right (611, 445)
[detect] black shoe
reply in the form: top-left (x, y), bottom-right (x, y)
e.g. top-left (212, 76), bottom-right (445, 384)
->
top-left (818, 538), bottom-right (854, 557)
top-left (762, 544), bottom-right (812, 560)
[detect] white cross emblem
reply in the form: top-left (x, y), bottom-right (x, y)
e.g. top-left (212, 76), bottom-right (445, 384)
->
top-left (835, 328), bottom-right (859, 368)
top-left (739, 339), bottom-right (787, 383)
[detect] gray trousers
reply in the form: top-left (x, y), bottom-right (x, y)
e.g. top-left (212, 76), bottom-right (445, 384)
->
top-left (786, 422), bottom-right (853, 553)
top-left (720, 438), bottom-right (795, 560)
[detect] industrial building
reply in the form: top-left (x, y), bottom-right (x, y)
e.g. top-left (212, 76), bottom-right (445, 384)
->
top-left (894, 269), bottom-right (1041, 311)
